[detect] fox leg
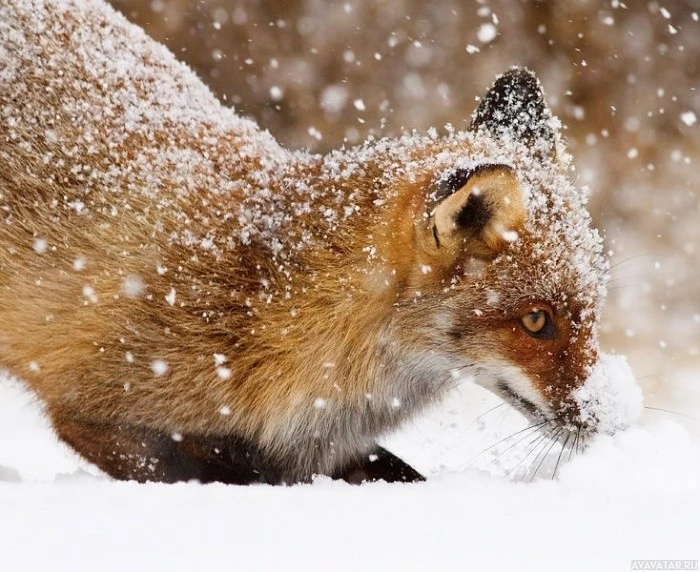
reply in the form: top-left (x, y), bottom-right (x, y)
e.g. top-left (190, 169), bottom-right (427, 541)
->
top-left (51, 413), bottom-right (425, 485)
top-left (50, 414), bottom-right (284, 484)
top-left (335, 446), bottom-right (426, 484)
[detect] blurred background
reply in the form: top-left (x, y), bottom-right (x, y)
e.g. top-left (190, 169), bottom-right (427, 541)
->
top-left (110, 0), bottom-right (699, 410)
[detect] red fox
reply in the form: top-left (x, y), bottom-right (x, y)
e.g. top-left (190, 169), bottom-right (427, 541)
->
top-left (0, 0), bottom-right (640, 484)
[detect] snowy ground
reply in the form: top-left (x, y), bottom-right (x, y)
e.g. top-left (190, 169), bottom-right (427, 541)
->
top-left (1, 370), bottom-right (699, 572)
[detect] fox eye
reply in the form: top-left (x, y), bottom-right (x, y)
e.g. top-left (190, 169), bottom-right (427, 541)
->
top-left (520, 309), bottom-right (556, 340)
top-left (522, 310), bottom-right (546, 333)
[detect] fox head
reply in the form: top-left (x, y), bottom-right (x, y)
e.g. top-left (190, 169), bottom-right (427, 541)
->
top-left (371, 69), bottom-right (641, 435)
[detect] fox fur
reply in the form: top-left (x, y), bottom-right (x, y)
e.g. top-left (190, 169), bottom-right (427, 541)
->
top-left (0, 0), bottom-right (614, 484)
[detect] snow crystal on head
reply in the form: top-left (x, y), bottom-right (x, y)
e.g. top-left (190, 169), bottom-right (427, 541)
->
top-left (572, 353), bottom-right (643, 434)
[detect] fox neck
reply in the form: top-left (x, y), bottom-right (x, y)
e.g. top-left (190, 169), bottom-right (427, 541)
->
top-left (249, 290), bottom-right (465, 480)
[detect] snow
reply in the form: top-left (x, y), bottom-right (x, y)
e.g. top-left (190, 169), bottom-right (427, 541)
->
top-left (81, 285), bottom-right (98, 304)
top-left (320, 84), bottom-right (349, 113)
top-left (573, 353), bottom-right (643, 434)
top-left (477, 23), bottom-right (498, 44)
top-left (150, 359), bottom-right (169, 376)
top-left (1, 373), bottom-right (699, 571)
top-left (269, 85), bottom-right (284, 101)
top-left (215, 366), bottom-right (232, 380)
top-left (122, 274), bottom-right (145, 298)
top-left (165, 287), bottom-right (176, 306)
top-left (680, 111), bottom-right (697, 127)
top-left (32, 238), bottom-right (47, 254)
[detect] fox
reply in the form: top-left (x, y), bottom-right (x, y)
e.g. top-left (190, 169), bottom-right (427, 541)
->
top-left (0, 0), bottom-right (640, 485)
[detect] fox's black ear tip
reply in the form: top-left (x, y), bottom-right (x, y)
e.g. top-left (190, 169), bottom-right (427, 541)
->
top-left (499, 67), bottom-right (540, 86)
top-left (510, 67), bottom-right (538, 79)
top-left (503, 68), bottom-right (542, 98)
top-left (482, 67), bottom-right (543, 101)
top-left (470, 67), bottom-right (558, 158)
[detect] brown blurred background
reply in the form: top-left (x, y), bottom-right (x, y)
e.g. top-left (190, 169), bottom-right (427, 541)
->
top-left (111, 0), bottom-right (699, 399)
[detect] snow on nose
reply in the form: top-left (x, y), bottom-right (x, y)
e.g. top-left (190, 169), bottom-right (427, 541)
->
top-left (572, 353), bottom-right (643, 435)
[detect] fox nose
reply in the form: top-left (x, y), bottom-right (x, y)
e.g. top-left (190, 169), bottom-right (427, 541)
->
top-left (571, 353), bottom-right (643, 434)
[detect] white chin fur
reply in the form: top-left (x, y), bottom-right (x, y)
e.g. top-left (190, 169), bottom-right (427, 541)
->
top-left (475, 362), bottom-right (554, 419)
top-left (572, 353), bottom-right (643, 434)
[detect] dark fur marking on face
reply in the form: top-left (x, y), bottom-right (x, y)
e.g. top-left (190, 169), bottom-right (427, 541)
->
top-left (435, 168), bottom-right (472, 202)
top-left (456, 193), bottom-right (490, 233)
top-left (432, 223), bottom-right (441, 248)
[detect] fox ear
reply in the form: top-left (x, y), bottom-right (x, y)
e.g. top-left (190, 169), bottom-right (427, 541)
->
top-left (470, 68), bottom-right (558, 159)
top-left (421, 164), bottom-right (526, 261)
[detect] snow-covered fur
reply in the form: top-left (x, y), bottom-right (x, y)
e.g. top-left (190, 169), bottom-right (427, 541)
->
top-left (0, 0), bottom-right (640, 484)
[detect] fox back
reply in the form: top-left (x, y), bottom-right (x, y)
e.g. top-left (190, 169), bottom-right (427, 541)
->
top-left (0, 0), bottom-right (640, 484)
